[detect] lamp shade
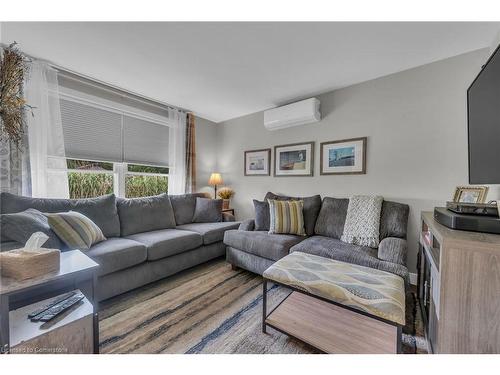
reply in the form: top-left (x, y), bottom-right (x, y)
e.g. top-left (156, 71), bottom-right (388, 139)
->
top-left (208, 173), bottom-right (223, 186)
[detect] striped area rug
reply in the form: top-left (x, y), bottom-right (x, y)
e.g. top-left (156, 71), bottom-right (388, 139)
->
top-left (99, 259), bottom-right (427, 354)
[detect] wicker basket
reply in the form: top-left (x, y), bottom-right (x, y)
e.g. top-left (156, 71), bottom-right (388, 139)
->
top-left (0, 248), bottom-right (61, 280)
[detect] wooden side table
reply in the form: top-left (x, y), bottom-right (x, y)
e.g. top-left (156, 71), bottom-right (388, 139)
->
top-left (0, 250), bottom-right (99, 354)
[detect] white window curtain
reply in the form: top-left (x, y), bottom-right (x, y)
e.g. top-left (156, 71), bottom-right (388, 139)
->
top-left (25, 61), bottom-right (69, 198)
top-left (167, 108), bottom-right (187, 195)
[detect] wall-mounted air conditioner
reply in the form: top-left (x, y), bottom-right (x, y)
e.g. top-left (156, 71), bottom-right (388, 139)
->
top-left (264, 98), bottom-right (321, 131)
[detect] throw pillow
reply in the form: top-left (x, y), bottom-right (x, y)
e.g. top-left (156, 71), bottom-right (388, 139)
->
top-left (47, 211), bottom-right (106, 250)
top-left (253, 199), bottom-right (270, 231)
top-left (268, 199), bottom-right (306, 236)
top-left (264, 192), bottom-right (321, 236)
top-left (192, 198), bottom-right (223, 223)
top-left (168, 193), bottom-right (209, 225)
top-left (0, 208), bottom-right (62, 249)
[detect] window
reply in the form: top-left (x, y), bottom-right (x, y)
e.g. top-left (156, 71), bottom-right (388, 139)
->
top-left (125, 164), bottom-right (169, 198)
top-left (67, 159), bottom-right (114, 199)
top-left (57, 71), bottom-right (172, 199)
top-left (66, 159), bottom-right (168, 199)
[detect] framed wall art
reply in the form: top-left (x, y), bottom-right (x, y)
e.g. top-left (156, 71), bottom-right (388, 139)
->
top-left (274, 142), bottom-right (314, 177)
top-left (320, 137), bottom-right (367, 175)
top-left (244, 148), bottom-right (271, 176)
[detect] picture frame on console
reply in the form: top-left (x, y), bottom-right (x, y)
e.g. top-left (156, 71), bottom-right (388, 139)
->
top-left (244, 148), bottom-right (271, 176)
top-left (452, 185), bottom-right (489, 203)
top-left (320, 137), bottom-right (367, 175)
top-left (274, 141), bottom-right (314, 177)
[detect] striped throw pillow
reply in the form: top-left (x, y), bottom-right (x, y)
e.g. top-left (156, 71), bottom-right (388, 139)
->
top-left (47, 211), bottom-right (106, 250)
top-left (268, 199), bottom-right (306, 236)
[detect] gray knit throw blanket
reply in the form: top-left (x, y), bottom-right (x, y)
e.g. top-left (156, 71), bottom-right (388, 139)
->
top-left (341, 195), bottom-right (383, 248)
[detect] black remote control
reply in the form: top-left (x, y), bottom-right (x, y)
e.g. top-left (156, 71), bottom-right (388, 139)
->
top-left (28, 292), bottom-right (77, 320)
top-left (33, 293), bottom-right (85, 322)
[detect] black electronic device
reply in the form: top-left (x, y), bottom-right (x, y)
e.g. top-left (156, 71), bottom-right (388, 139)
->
top-left (31, 292), bottom-right (85, 322)
top-left (445, 201), bottom-right (498, 216)
top-left (434, 207), bottom-right (500, 234)
top-left (468, 42), bottom-right (500, 184)
top-left (27, 291), bottom-right (76, 319)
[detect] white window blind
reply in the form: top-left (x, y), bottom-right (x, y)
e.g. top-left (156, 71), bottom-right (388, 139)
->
top-left (123, 116), bottom-right (169, 166)
top-left (60, 98), bottom-right (123, 162)
top-left (58, 73), bottom-right (171, 166)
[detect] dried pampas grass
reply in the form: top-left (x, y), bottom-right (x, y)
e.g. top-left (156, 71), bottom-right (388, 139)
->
top-left (0, 42), bottom-right (32, 147)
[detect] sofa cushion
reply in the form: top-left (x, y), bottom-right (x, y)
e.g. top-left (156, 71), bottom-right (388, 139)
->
top-left (253, 199), bottom-right (270, 231)
top-left (314, 198), bottom-right (410, 241)
top-left (126, 229), bottom-right (203, 261)
top-left (176, 221), bottom-right (240, 245)
top-left (289, 235), bottom-right (409, 281)
top-left (314, 197), bottom-right (349, 239)
top-left (380, 201), bottom-right (410, 239)
top-left (223, 229), bottom-right (304, 261)
top-left (86, 237), bottom-right (147, 276)
top-left (192, 198), bottom-right (223, 223)
top-left (0, 192), bottom-right (120, 238)
top-left (168, 193), bottom-right (207, 225)
top-left (0, 208), bottom-right (62, 249)
top-left (117, 194), bottom-right (176, 236)
top-left (264, 192), bottom-right (321, 236)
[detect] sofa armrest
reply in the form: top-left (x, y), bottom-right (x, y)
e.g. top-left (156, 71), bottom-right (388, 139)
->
top-left (222, 212), bottom-right (236, 222)
top-left (378, 237), bottom-right (407, 266)
top-left (238, 219), bottom-right (255, 231)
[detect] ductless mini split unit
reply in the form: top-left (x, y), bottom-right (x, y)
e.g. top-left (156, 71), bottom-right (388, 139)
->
top-left (263, 98), bottom-right (321, 131)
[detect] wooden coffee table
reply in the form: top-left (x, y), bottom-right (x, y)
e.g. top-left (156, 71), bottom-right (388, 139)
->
top-left (262, 252), bottom-right (405, 354)
top-left (0, 250), bottom-right (99, 354)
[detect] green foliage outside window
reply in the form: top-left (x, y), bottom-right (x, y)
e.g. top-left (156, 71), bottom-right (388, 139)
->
top-left (66, 159), bottom-right (168, 199)
top-left (125, 175), bottom-right (168, 198)
top-left (68, 172), bottom-right (113, 199)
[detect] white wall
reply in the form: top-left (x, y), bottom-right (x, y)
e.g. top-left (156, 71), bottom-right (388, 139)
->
top-left (492, 30), bottom-right (500, 52)
top-left (215, 48), bottom-right (493, 273)
top-left (195, 116), bottom-right (218, 196)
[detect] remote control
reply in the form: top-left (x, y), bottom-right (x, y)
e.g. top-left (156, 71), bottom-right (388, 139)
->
top-left (33, 293), bottom-right (85, 322)
top-left (28, 292), bottom-right (77, 319)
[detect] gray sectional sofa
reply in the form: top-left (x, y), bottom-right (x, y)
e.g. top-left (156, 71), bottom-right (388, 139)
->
top-left (224, 192), bottom-right (410, 283)
top-left (0, 192), bottom-right (240, 301)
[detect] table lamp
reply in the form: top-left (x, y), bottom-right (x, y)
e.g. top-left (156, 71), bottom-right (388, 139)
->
top-left (208, 173), bottom-right (223, 198)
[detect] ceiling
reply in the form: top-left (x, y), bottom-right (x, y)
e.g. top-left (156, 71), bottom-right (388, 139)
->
top-left (2, 22), bottom-right (500, 122)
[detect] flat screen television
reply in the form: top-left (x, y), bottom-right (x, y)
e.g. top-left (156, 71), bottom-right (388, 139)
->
top-left (468, 43), bottom-right (500, 184)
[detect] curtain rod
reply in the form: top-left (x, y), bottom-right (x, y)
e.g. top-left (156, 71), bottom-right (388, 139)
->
top-left (1, 42), bottom-right (191, 114)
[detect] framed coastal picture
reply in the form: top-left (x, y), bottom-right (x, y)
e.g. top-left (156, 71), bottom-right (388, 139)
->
top-left (452, 186), bottom-right (489, 203)
top-left (320, 137), bottom-right (367, 175)
top-left (244, 148), bottom-right (271, 176)
top-left (274, 141), bottom-right (314, 177)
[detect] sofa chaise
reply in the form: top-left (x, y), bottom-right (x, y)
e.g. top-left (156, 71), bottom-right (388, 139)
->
top-left (0, 192), bottom-right (240, 301)
top-left (224, 192), bottom-right (410, 283)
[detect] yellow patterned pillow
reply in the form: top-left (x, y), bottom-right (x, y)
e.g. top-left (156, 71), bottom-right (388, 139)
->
top-left (268, 199), bottom-right (306, 236)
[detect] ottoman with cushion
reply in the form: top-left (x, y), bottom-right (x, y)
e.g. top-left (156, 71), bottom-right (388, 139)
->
top-left (262, 251), bottom-right (405, 353)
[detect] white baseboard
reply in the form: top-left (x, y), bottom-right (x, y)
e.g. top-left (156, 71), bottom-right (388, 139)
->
top-left (409, 272), bottom-right (418, 286)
